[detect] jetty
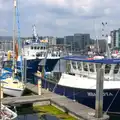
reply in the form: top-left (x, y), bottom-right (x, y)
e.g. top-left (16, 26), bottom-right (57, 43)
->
top-left (2, 83), bottom-right (109, 120)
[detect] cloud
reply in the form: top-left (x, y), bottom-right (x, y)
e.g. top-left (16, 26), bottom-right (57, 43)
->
top-left (0, 0), bottom-right (120, 38)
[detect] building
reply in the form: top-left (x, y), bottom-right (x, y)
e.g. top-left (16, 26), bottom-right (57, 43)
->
top-left (73, 33), bottom-right (91, 52)
top-left (56, 37), bottom-right (64, 45)
top-left (64, 36), bottom-right (74, 52)
top-left (0, 36), bottom-right (13, 52)
top-left (98, 39), bottom-right (107, 53)
top-left (110, 28), bottom-right (120, 49)
top-left (47, 36), bottom-right (56, 45)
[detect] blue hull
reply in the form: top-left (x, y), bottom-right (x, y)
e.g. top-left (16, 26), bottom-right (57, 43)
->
top-left (34, 77), bottom-right (120, 114)
top-left (25, 59), bottom-right (59, 79)
top-left (3, 58), bottom-right (59, 80)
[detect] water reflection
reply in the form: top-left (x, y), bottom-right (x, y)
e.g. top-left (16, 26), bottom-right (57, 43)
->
top-left (17, 114), bottom-right (60, 120)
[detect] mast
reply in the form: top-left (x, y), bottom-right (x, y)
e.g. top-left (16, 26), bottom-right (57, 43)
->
top-left (102, 22), bottom-right (111, 59)
top-left (12, 0), bottom-right (17, 78)
top-left (16, 0), bottom-right (24, 82)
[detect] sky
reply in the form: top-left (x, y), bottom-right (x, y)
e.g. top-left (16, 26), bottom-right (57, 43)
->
top-left (0, 0), bottom-right (120, 39)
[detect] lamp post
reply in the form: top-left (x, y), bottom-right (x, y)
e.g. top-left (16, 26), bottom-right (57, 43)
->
top-left (102, 22), bottom-right (111, 58)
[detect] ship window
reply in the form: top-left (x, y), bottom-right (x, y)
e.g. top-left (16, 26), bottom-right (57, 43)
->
top-left (66, 61), bottom-right (71, 73)
top-left (77, 62), bottom-right (82, 70)
top-left (44, 47), bottom-right (45, 49)
top-left (96, 63), bottom-right (103, 68)
top-left (41, 47), bottom-right (43, 49)
top-left (83, 63), bottom-right (88, 71)
top-left (114, 64), bottom-right (120, 74)
top-left (4, 61), bottom-right (12, 68)
top-left (37, 47), bottom-right (39, 49)
top-left (34, 46), bottom-right (36, 49)
top-left (72, 61), bottom-right (76, 69)
top-left (89, 63), bottom-right (94, 72)
top-left (31, 46), bottom-right (33, 49)
top-left (105, 64), bottom-right (111, 74)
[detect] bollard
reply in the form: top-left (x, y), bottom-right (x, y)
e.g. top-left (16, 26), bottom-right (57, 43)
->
top-left (38, 80), bottom-right (42, 95)
top-left (95, 67), bottom-right (104, 118)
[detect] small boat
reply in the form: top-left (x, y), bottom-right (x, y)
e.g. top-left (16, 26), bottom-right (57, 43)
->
top-left (0, 68), bottom-right (25, 97)
top-left (0, 0), bottom-right (25, 97)
top-left (0, 104), bottom-right (17, 120)
top-left (2, 78), bottom-right (25, 97)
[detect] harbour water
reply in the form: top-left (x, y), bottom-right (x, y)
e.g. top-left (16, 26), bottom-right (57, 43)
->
top-left (17, 114), bottom-right (120, 120)
top-left (15, 105), bottom-right (77, 120)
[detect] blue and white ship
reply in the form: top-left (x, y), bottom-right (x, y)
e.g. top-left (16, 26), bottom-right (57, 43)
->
top-left (35, 56), bottom-right (120, 114)
top-left (3, 25), bottom-right (61, 79)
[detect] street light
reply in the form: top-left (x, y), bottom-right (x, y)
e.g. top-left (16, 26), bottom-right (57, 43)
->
top-left (101, 22), bottom-right (111, 58)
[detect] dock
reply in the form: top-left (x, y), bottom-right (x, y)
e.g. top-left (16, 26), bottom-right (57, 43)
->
top-left (2, 83), bottom-right (109, 120)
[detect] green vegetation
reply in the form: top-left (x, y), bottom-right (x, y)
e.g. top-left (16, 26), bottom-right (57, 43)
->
top-left (17, 105), bottom-right (77, 120)
top-left (33, 105), bottom-right (77, 120)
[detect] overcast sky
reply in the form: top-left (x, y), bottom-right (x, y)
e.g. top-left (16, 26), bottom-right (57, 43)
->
top-left (0, 0), bottom-right (120, 39)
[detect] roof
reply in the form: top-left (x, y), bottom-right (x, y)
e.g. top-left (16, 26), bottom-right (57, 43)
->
top-left (61, 55), bottom-right (120, 64)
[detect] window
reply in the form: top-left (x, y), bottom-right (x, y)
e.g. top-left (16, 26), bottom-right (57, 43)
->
top-left (83, 63), bottom-right (88, 71)
top-left (66, 61), bottom-right (71, 73)
top-left (72, 61), bottom-right (76, 69)
top-left (31, 46), bottom-right (33, 49)
top-left (4, 61), bottom-right (12, 68)
top-left (89, 63), bottom-right (94, 72)
top-left (77, 62), bottom-right (82, 70)
top-left (105, 64), bottom-right (111, 74)
top-left (114, 64), bottom-right (120, 74)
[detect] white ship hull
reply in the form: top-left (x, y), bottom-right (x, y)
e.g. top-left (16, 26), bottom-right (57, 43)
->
top-left (3, 87), bottom-right (24, 97)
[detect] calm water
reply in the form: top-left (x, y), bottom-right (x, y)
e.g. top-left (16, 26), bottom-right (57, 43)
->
top-left (17, 114), bottom-right (60, 120)
top-left (16, 114), bottom-right (120, 120)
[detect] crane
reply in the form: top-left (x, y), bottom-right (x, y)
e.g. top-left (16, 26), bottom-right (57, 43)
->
top-left (32, 24), bottom-right (39, 43)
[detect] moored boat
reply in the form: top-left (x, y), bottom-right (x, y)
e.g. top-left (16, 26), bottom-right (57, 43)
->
top-left (34, 56), bottom-right (120, 114)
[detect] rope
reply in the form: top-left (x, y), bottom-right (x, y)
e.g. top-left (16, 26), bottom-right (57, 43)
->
top-left (104, 89), bottom-right (120, 114)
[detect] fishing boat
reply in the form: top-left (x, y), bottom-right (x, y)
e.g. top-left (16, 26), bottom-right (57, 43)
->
top-left (34, 56), bottom-right (120, 114)
top-left (2, 25), bottom-right (62, 81)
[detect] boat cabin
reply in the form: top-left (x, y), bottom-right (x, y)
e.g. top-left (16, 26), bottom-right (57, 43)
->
top-left (24, 43), bottom-right (60, 58)
top-left (24, 43), bottom-right (47, 57)
top-left (63, 56), bottom-right (120, 81)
